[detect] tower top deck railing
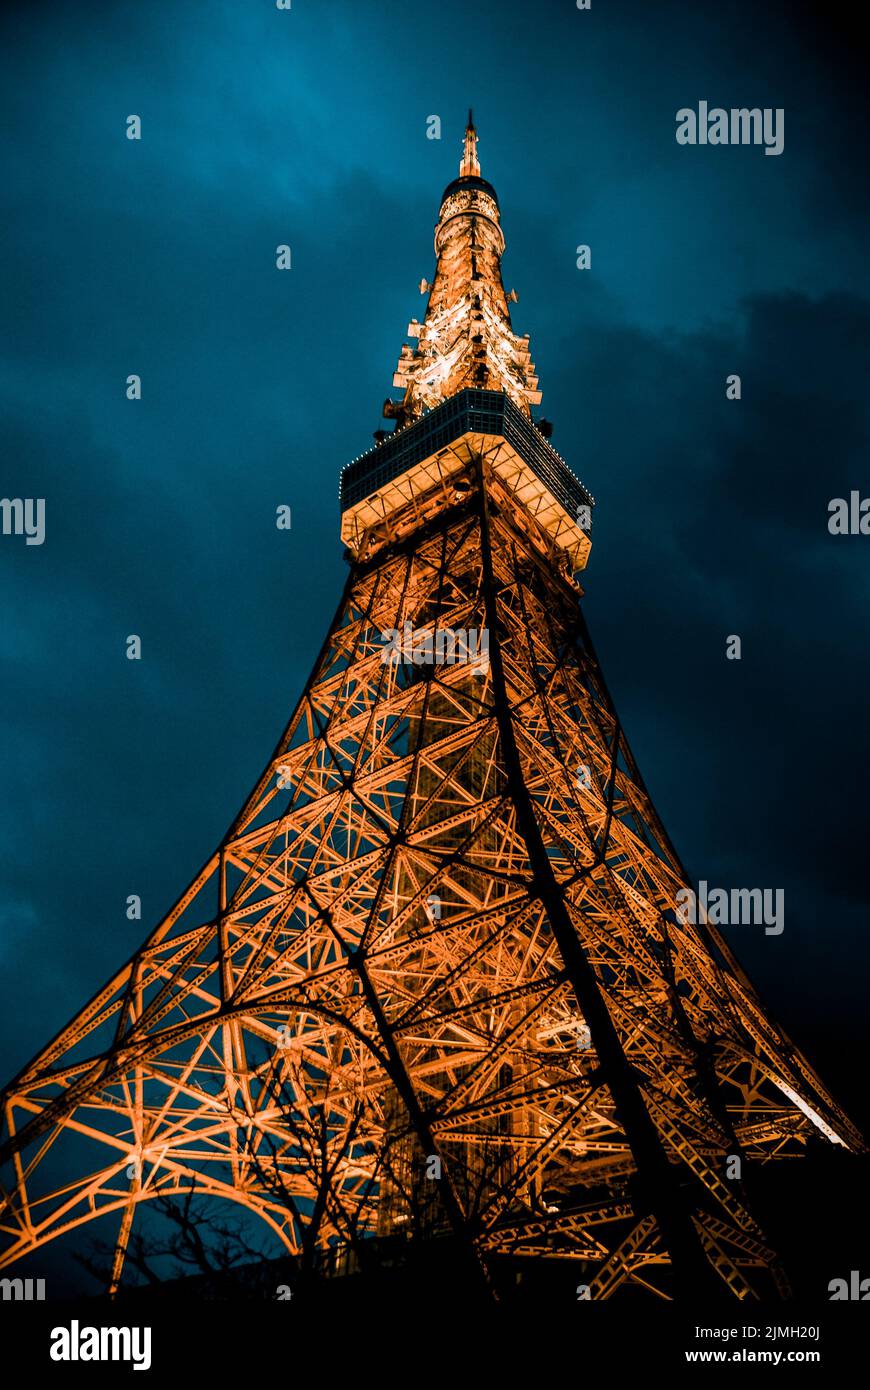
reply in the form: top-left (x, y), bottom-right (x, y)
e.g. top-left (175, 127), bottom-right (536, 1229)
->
top-left (339, 389), bottom-right (595, 519)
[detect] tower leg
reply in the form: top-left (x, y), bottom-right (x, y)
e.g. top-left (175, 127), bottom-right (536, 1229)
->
top-left (475, 456), bottom-right (726, 1300)
top-left (108, 1195), bottom-right (136, 1298)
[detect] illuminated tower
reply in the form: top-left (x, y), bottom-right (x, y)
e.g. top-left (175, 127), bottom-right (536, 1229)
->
top-left (0, 117), bottom-right (861, 1301)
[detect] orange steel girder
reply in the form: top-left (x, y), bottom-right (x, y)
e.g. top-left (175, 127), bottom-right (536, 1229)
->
top-left (0, 460), bottom-right (862, 1299)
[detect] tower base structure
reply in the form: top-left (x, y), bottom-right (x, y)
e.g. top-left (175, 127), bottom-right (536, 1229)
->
top-left (1, 392), bottom-right (861, 1300)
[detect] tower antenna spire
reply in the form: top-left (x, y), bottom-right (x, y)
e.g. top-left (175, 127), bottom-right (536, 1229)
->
top-left (385, 107), bottom-right (542, 425)
top-left (460, 108), bottom-right (480, 178)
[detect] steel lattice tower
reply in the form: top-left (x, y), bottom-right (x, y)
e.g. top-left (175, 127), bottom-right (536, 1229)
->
top-left (0, 117), bottom-right (861, 1301)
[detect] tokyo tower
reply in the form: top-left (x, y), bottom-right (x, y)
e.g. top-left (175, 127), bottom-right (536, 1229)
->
top-left (0, 116), bottom-right (861, 1302)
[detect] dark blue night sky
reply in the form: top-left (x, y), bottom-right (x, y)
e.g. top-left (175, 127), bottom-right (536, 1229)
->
top-left (1, 0), bottom-right (868, 1177)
